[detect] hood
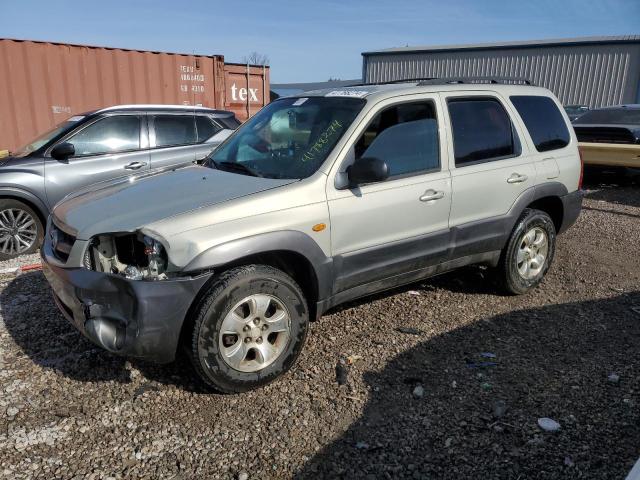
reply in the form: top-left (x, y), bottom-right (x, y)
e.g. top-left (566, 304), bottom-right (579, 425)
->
top-left (53, 166), bottom-right (296, 239)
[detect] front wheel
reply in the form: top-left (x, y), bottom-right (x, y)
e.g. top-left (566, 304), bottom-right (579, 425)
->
top-left (189, 265), bottom-right (309, 393)
top-left (498, 208), bottom-right (556, 295)
top-left (0, 199), bottom-right (43, 260)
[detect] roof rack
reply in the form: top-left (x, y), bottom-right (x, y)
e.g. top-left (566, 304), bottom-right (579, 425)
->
top-left (417, 76), bottom-right (533, 86)
top-left (348, 77), bottom-right (438, 87)
top-left (350, 76), bottom-right (534, 87)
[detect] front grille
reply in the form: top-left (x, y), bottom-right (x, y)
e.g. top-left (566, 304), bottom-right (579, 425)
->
top-left (50, 222), bottom-right (76, 262)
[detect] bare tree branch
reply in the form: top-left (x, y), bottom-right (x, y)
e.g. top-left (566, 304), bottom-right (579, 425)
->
top-left (242, 52), bottom-right (270, 66)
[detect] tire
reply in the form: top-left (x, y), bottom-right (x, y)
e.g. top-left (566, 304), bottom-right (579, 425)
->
top-left (498, 208), bottom-right (556, 295)
top-left (189, 264), bottom-right (309, 393)
top-left (0, 199), bottom-right (44, 260)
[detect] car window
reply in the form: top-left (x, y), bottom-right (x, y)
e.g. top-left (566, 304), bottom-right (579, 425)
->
top-left (154, 115), bottom-right (196, 147)
top-left (511, 96), bottom-right (571, 152)
top-left (195, 116), bottom-right (221, 142)
top-left (67, 115), bottom-right (140, 156)
top-left (448, 98), bottom-right (516, 166)
top-left (210, 96), bottom-right (365, 179)
top-left (354, 101), bottom-right (439, 178)
top-left (573, 107), bottom-right (640, 125)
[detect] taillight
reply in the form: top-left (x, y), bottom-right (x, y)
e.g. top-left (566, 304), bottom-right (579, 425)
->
top-left (578, 148), bottom-right (584, 190)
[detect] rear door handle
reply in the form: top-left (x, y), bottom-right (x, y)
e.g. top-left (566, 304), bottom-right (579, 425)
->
top-left (124, 161), bottom-right (147, 170)
top-left (507, 173), bottom-right (528, 184)
top-left (419, 190), bottom-right (445, 202)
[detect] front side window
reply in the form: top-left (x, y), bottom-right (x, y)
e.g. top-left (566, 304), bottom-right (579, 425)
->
top-left (154, 115), bottom-right (196, 147)
top-left (67, 115), bottom-right (140, 156)
top-left (448, 98), bottom-right (516, 166)
top-left (354, 101), bottom-right (439, 178)
top-left (511, 95), bottom-right (571, 152)
top-left (14, 115), bottom-right (84, 157)
top-left (210, 96), bottom-right (365, 179)
top-left (196, 116), bottom-right (221, 142)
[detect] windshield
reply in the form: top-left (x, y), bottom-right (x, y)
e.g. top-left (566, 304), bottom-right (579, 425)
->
top-left (209, 96), bottom-right (365, 179)
top-left (575, 108), bottom-right (640, 125)
top-left (12, 116), bottom-right (84, 158)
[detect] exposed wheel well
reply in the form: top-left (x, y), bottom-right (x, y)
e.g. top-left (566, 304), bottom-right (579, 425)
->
top-left (527, 196), bottom-right (563, 233)
top-left (0, 195), bottom-right (47, 230)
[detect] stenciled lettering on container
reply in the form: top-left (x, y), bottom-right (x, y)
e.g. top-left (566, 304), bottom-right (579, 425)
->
top-left (179, 65), bottom-right (205, 94)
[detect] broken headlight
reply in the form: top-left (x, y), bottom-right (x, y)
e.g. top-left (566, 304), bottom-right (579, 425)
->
top-left (86, 233), bottom-right (169, 281)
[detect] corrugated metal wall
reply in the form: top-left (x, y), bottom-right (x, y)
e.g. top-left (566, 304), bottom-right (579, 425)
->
top-left (363, 42), bottom-right (640, 108)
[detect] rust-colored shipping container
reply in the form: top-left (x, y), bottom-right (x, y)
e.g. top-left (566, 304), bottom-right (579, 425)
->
top-left (0, 39), bottom-right (270, 152)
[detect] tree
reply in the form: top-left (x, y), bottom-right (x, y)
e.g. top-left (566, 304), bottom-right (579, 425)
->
top-left (243, 52), bottom-right (269, 66)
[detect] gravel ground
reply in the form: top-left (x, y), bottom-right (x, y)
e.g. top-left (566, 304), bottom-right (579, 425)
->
top-left (0, 174), bottom-right (639, 479)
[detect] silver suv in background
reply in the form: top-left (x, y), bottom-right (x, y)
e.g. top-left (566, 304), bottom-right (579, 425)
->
top-left (42, 80), bottom-right (582, 393)
top-left (0, 105), bottom-right (239, 259)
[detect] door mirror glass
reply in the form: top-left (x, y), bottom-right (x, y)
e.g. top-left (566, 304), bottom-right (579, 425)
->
top-left (347, 157), bottom-right (389, 185)
top-left (50, 142), bottom-right (75, 160)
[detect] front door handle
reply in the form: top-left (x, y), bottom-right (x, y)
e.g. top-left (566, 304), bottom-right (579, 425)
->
top-left (124, 161), bottom-right (147, 170)
top-left (419, 189), bottom-right (445, 202)
top-left (507, 173), bottom-right (528, 184)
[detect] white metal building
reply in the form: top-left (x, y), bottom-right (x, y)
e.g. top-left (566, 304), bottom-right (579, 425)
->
top-left (362, 36), bottom-right (640, 108)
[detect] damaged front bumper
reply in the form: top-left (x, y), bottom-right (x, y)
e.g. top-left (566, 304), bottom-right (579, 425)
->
top-left (41, 229), bottom-right (212, 364)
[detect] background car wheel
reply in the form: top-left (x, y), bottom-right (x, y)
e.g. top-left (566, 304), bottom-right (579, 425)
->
top-left (498, 208), bottom-right (556, 295)
top-left (189, 264), bottom-right (309, 393)
top-left (0, 199), bottom-right (43, 260)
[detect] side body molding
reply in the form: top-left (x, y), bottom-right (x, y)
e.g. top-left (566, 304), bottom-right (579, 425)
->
top-left (183, 230), bottom-right (335, 301)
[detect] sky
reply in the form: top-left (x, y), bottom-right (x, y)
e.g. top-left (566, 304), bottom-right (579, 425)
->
top-left (1, 0), bottom-right (639, 83)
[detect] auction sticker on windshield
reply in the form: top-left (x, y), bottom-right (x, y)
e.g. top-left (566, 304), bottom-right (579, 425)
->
top-left (326, 90), bottom-right (368, 98)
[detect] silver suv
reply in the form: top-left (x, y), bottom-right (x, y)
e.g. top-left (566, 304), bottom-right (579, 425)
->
top-left (42, 80), bottom-right (583, 393)
top-left (0, 105), bottom-right (238, 259)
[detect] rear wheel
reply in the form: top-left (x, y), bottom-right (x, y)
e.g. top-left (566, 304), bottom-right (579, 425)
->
top-left (189, 264), bottom-right (309, 393)
top-left (0, 199), bottom-right (43, 260)
top-left (498, 208), bottom-right (556, 295)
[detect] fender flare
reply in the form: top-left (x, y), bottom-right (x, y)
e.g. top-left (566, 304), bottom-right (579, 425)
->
top-left (183, 230), bottom-right (334, 300)
top-left (0, 187), bottom-right (49, 222)
top-left (504, 182), bottom-right (569, 236)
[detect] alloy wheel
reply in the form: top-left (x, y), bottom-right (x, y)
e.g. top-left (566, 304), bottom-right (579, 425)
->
top-left (516, 226), bottom-right (549, 279)
top-left (218, 294), bottom-right (291, 372)
top-left (0, 208), bottom-right (38, 255)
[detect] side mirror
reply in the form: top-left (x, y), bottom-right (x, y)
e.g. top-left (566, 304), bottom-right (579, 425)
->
top-left (51, 142), bottom-right (75, 160)
top-left (347, 157), bottom-right (389, 185)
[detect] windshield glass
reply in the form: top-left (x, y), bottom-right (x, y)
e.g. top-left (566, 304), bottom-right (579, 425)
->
top-left (12, 116), bottom-right (84, 157)
top-left (209, 96), bottom-right (365, 179)
top-left (575, 108), bottom-right (640, 125)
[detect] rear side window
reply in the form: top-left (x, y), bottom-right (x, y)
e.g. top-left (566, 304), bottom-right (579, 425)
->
top-left (354, 101), bottom-right (439, 178)
top-left (154, 115), bottom-right (196, 147)
top-left (511, 95), bottom-right (570, 152)
top-left (448, 98), bottom-right (516, 166)
top-left (67, 115), bottom-right (140, 156)
top-left (195, 116), bottom-right (221, 142)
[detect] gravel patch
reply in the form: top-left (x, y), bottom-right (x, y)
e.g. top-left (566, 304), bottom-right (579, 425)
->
top-left (0, 176), bottom-right (638, 479)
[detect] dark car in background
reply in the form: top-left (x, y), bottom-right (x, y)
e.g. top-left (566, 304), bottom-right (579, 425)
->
top-left (573, 104), bottom-right (640, 171)
top-left (0, 105), bottom-right (239, 259)
top-left (564, 104), bottom-right (590, 121)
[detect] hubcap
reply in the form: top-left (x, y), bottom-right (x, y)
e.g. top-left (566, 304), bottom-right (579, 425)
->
top-left (517, 226), bottom-right (549, 279)
top-left (0, 208), bottom-right (37, 255)
top-left (218, 294), bottom-right (291, 373)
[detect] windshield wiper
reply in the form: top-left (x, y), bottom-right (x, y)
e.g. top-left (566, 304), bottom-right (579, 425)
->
top-left (216, 161), bottom-right (262, 177)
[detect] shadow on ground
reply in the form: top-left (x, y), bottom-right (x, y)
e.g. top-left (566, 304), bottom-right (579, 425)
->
top-left (297, 293), bottom-right (640, 479)
top-left (583, 167), bottom-right (640, 210)
top-left (1, 263), bottom-right (497, 391)
top-left (0, 270), bottom-right (204, 391)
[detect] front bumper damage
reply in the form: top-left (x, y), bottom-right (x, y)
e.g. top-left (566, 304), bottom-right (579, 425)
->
top-left (41, 230), bottom-right (212, 364)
